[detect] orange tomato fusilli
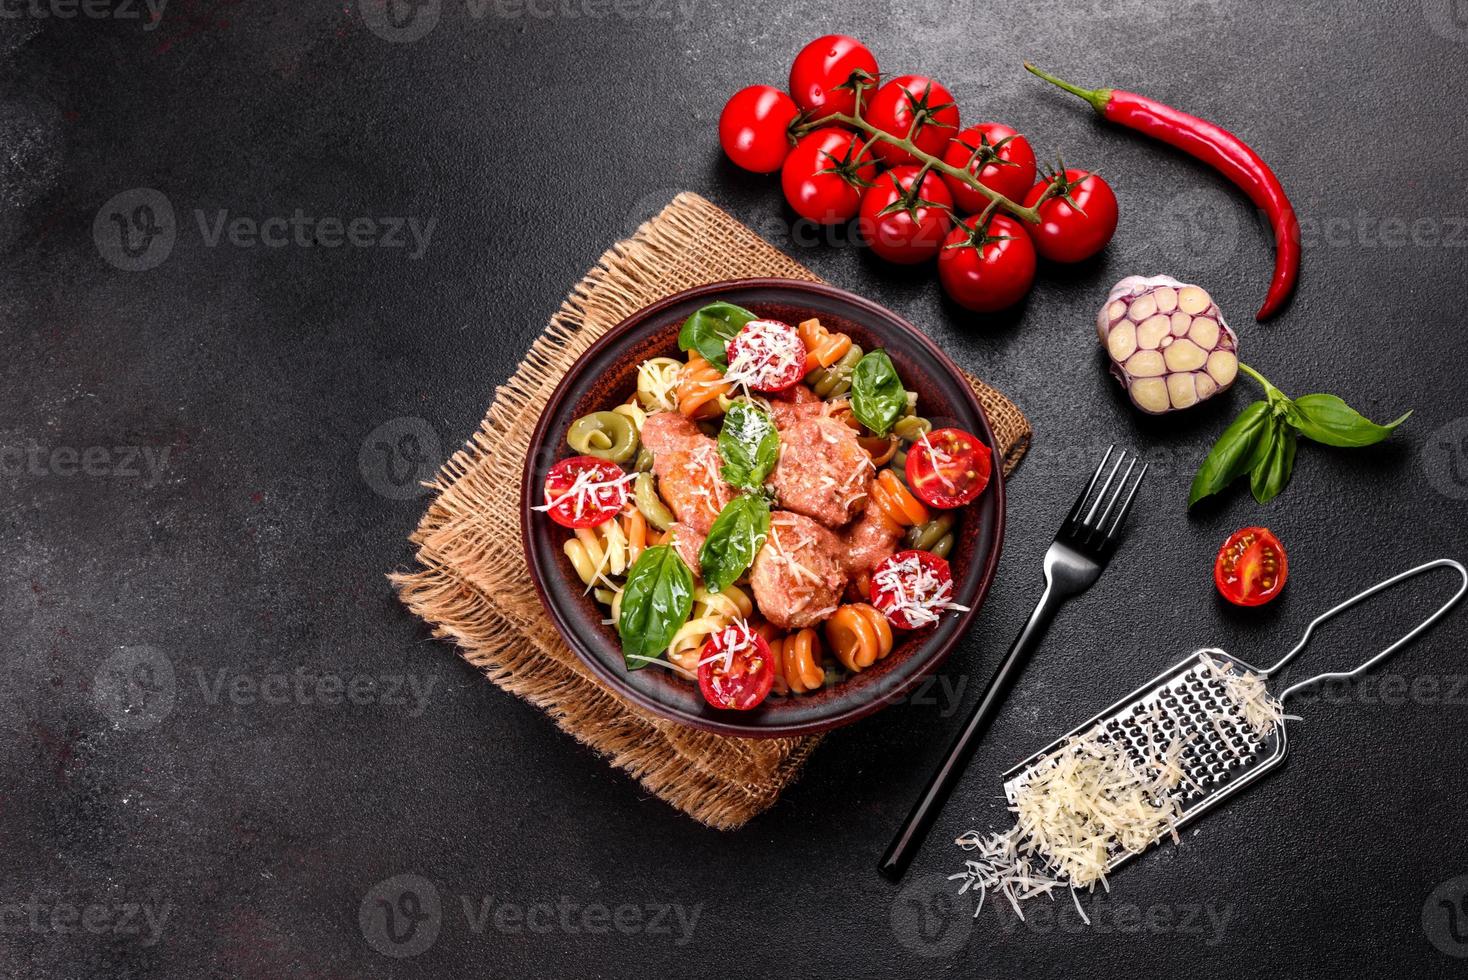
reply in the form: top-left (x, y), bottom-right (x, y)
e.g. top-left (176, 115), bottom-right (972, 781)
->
top-left (825, 603), bottom-right (895, 673)
top-left (677, 350), bottom-right (732, 419)
top-left (797, 318), bottom-right (853, 373)
top-left (770, 628), bottom-right (824, 695)
top-left (869, 468), bottom-right (930, 530)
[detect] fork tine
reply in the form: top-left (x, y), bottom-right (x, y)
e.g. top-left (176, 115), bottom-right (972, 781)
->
top-left (1091, 455), bottom-right (1138, 536)
top-left (1106, 462), bottom-right (1148, 542)
top-left (1065, 445), bottom-right (1113, 529)
top-left (1082, 449), bottom-right (1127, 530)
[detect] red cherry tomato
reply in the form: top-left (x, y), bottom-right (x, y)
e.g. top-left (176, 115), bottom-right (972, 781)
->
top-left (865, 75), bottom-right (960, 168)
top-left (937, 213), bottom-right (1036, 312)
top-left (697, 623), bottom-right (776, 710)
top-left (905, 428), bottom-right (992, 508)
top-left (537, 455), bottom-right (631, 529)
top-left (719, 85), bottom-right (799, 174)
top-left (788, 34), bottom-right (879, 119)
top-left (940, 123), bottom-right (1037, 213)
top-left (870, 550), bottom-right (961, 630)
top-left (780, 127), bottom-right (879, 224)
top-left (856, 165), bottom-right (954, 265)
top-left (1214, 527), bottom-right (1288, 607)
top-left (1022, 169), bottom-right (1119, 263)
top-left (726, 319), bottom-right (807, 392)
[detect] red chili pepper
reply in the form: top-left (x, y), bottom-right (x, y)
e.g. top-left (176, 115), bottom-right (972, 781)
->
top-left (1026, 63), bottom-right (1299, 322)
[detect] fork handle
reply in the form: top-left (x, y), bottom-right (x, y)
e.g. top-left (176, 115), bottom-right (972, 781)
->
top-left (878, 584), bottom-right (1063, 881)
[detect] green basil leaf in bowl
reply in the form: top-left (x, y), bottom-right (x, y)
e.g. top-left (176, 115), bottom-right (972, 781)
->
top-left (617, 544), bottom-right (694, 669)
top-left (717, 401), bottom-right (779, 490)
top-left (851, 349), bottom-right (907, 437)
top-left (677, 301), bottom-right (756, 370)
top-left (698, 494), bottom-right (771, 595)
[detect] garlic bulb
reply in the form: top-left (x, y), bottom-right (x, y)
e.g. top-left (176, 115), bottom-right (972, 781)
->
top-left (1097, 275), bottom-right (1239, 414)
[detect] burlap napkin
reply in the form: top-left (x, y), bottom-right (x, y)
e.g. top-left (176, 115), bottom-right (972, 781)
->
top-left (391, 192), bottom-right (1030, 830)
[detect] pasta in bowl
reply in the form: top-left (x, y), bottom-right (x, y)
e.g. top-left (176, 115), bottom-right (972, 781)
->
top-left (521, 279), bottom-right (1005, 736)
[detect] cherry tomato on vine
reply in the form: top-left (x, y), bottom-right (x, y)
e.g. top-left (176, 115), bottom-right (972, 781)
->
top-left (780, 127), bottom-right (879, 224)
top-left (937, 213), bottom-right (1036, 312)
top-left (940, 123), bottom-right (1037, 213)
top-left (697, 624), bottom-right (775, 710)
top-left (1214, 527), bottom-right (1288, 607)
top-left (719, 85), bottom-right (799, 173)
top-left (788, 35), bottom-right (879, 119)
top-left (905, 428), bottom-right (992, 509)
top-left (856, 165), bottom-right (954, 265)
top-left (865, 75), bottom-right (960, 168)
top-left (1022, 169), bottom-right (1119, 263)
top-left (536, 456), bottom-right (630, 529)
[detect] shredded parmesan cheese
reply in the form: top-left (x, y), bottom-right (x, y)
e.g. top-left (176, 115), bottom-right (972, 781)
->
top-left (871, 553), bottom-right (969, 628)
top-left (1201, 653), bottom-right (1286, 734)
top-left (723, 320), bottom-right (803, 395)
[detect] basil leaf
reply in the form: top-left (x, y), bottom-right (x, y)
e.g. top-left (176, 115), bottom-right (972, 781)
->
top-left (698, 494), bottom-right (771, 595)
top-left (1188, 401), bottom-right (1272, 506)
top-left (1288, 393), bottom-right (1411, 448)
top-left (677, 302), bottom-right (756, 370)
top-left (617, 544), bottom-right (694, 668)
top-left (1250, 420), bottom-right (1297, 504)
top-left (717, 401), bottom-right (779, 490)
top-left (850, 349), bottom-right (906, 437)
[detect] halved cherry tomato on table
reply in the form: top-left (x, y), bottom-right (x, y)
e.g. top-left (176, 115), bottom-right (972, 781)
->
top-left (870, 550), bottom-right (963, 630)
top-left (780, 127), bottom-right (879, 224)
top-left (857, 165), bottom-right (954, 265)
top-left (865, 74), bottom-right (961, 167)
top-left (1214, 527), bottom-right (1288, 607)
top-left (905, 428), bottom-right (992, 508)
top-left (937, 213), bottom-right (1036, 313)
top-left (940, 123), bottom-right (1037, 213)
top-left (536, 455), bottom-right (632, 529)
top-left (719, 85), bottom-right (799, 174)
top-left (788, 34), bottom-right (879, 119)
top-left (726, 319), bottom-right (808, 393)
top-left (1022, 169), bottom-right (1118, 263)
top-left (697, 623), bottom-right (776, 710)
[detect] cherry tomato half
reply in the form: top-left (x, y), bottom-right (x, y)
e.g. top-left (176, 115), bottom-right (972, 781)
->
top-left (719, 85), bottom-right (799, 174)
top-left (856, 165), bottom-right (954, 265)
top-left (870, 550), bottom-right (960, 630)
top-left (726, 319), bottom-right (807, 392)
top-left (697, 623), bottom-right (776, 710)
top-left (905, 428), bottom-right (992, 508)
top-left (537, 455), bottom-right (630, 529)
top-left (940, 123), bottom-right (1037, 213)
top-left (788, 34), bottom-right (879, 119)
top-left (865, 74), bottom-right (961, 168)
top-left (1021, 169), bottom-right (1118, 263)
top-left (780, 126), bottom-right (879, 224)
top-left (937, 213), bottom-right (1036, 312)
top-left (1214, 527), bottom-right (1288, 607)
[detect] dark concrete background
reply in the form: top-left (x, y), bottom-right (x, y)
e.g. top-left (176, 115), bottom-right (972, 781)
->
top-left (4, 1), bottom-right (1468, 976)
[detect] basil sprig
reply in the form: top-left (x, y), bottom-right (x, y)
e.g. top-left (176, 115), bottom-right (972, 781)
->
top-left (1189, 364), bottom-right (1410, 506)
top-left (617, 544), bottom-right (694, 668)
top-left (850, 349), bottom-right (907, 437)
top-left (698, 494), bottom-right (771, 595)
top-left (717, 401), bottom-right (779, 490)
top-left (677, 301), bottom-right (756, 370)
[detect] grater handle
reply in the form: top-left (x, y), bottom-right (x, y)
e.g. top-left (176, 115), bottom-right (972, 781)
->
top-left (1264, 559), bottom-right (1468, 702)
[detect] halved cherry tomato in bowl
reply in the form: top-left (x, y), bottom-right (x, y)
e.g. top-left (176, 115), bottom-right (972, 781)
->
top-left (788, 34), bottom-right (879, 119)
top-left (536, 455), bottom-right (632, 529)
top-left (697, 623), bottom-right (776, 710)
top-left (870, 550), bottom-right (963, 630)
top-left (726, 319), bottom-right (807, 393)
top-left (1214, 527), bottom-right (1288, 607)
top-left (905, 428), bottom-right (992, 508)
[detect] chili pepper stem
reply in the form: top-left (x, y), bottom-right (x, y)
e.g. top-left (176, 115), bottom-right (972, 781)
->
top-left (1023, 63), bottom-right (1113, 117)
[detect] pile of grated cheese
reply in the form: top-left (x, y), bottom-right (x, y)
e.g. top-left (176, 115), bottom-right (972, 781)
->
top-left (870, 553), bottom-right (968, 628)
top-left (1200, 652), bottom-right (1286, 734)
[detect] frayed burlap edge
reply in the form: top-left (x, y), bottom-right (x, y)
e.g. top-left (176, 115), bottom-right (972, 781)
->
top-left (389, 192), bottom-right (1030, 830)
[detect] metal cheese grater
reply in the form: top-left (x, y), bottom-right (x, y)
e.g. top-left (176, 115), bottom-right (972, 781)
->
top-left (1001, 558), bottom-right (1468, 878)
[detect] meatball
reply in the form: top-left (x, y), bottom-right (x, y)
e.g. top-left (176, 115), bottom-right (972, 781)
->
top-left (640, 412), bottom-right (737, 536)
top-left (640, 410), bottom-right (704, 456)
top-left (766, 384), bottom-right (825, 430)
top-left (770, 415), bottom-right (873, 528)
top-left (750, 511), bottom-right (846, 629)
top-left (843, 502), bottom-right (901, 577)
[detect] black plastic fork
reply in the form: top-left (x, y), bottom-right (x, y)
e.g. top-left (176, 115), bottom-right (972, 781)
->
top-left (878, 446), bottom-right (1147, 881)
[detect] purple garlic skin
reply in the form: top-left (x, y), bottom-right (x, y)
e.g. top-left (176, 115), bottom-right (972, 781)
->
top-left (1097, 275), bottom-right (1239, 415)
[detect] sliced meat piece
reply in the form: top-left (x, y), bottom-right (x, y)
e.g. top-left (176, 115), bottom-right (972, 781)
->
top-left (750, 511), bottom-right (846, 629)
top-left (669, 522), bottom-right (705, 578)
top-left (766, 384), bottom-right (824, 430)
top-left (770, 415), bottom-right (874, 529)
top-left (640, 410), bottom-right (705, 456)
top-left (653, 439), bottom-right (736, 535)
top-left (840, 500), bottom-right (901, 600)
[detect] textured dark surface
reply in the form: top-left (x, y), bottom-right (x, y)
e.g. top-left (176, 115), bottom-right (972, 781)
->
top-left (3, 2), bottom-right (1467, 976)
